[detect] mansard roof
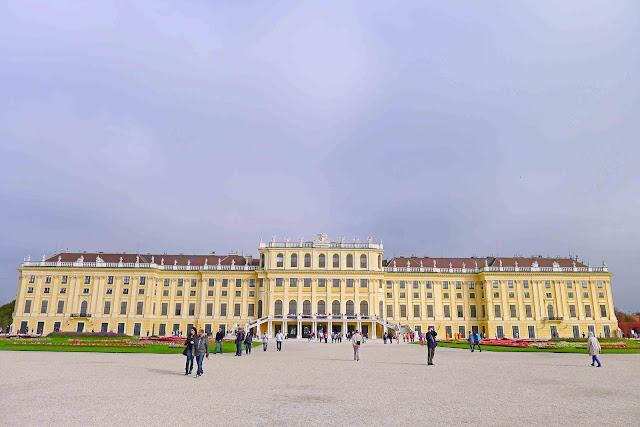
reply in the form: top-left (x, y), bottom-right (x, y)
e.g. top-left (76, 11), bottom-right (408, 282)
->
top-left (46, 252), bottom-right (259, 266)
top-left (386, 256), bottom-right (587, 268)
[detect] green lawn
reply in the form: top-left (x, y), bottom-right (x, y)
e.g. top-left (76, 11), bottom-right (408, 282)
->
top-left (413, 341), bottom-right (640, 354)
top-left (0, 336), bottom-right (261, 354)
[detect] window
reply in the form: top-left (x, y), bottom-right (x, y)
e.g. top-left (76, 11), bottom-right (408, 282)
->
top-left (178, 279), bottom-right (185, 287)
top-left (360, 255), bottom-right (367, 268)
top-left (527, 325), bottom-right (536, 339)
top-left (456, 293), bottom-right (462, 299)
top-left (545, 292), bottom-right (552, 298)
top-left (508, 292), bottom-right (515, 298)
top-left (567, 280), bottom-right (573, 289)
top-left (82, 288), bottom-right (89, 294)
top-left (57, 300), bottom-right (65, 314)
top-left (598, 292), bottom-right (604, 298)
top-left (457, 305), bottom-right (463, 318)
top-left (603, 325), bottom-right (611, 338)
top-left (386, 281), bottom-right (393, 289)
top-left (289, 278), bottom-right (297, 287)
top-left (583, 292), bottom-right (589, 298)
top-left (413, 292), bottom-right (419, 298)
top-left (107, 276), bottom-right (114, 285)
top-left (249, 291), bottom-right (255, 297)
top-left (332, 279), bottom-right (340, 288)
top-left (482, 305), bottom-right (486, 317)
top-left (493, 292), bottom-right (499, 298)
top-left (235, 291), bottom-right (241, 297)
top-left (568, 292), bottom-right (574, 298)
top-left (333, 254), bottom-right (339, 268)
top-left (138, 288), bottom-right (145, 295)
top-left (386, 304), bottom-right (393, 317)
top-left (248, 303), bottom-right (255, 317)
top-left (274, 300), bottom-right (283, 316)
top-left (249, 279), bottom-right (255, 288)
top-left (469, 292), bottom-right (475, 298)
top-left (524, 292), bottom-right (530, 298)
top-left (220, 303), bottom-right (227, 316)
top-left (161, 303), bottom-right (168, 315)
top-left (492, 280), bottom-right (498, 289)
top-left (346, 254), bottom-right (353, 268)
top-left (379, 280), bottom-right (383, 289)
top-left (276, 278), bottom-right (283, 286)
top-left (506, 280), bottom-right (513, 289)
top-left (545, 280), bottom-right (551, 289)
top-left (235, 279), bottom-right (242, 287)
top-left (494, 304), bottom-right (502, 318)
top-left (413, 304), bottom-right (420, 317)
top-left (191, 279), bottom-right (197, 287)
top-left (123, 277), bottom-right (130, 285)
top-left (443, 292), bottom-right (449, 299)
top-left (345, 300), bottom-right (355, 315)
top-left (27, 287), bottom-right (34, 293)
top-left (84, 276), bottom-right (91, 284)
top-left (221, 291), bottom-right (228, 297)
top-left (470, 305), bottom-right (477, 317)
top-left (443, 281), bottom-right (449, 290)
top-left (360, 279), bottom-right (368, 288)
top-left (43, 287), bottom-right (50, 294)
top-left (318, 279), bottom-right (326, 287)
top-left (582, 281), bottom-right (588, 289)
top-left (40, 300), bottom-right (48, 314)
top-left (175, 303), bottom-right (182, 316)
top-left (305, 278), bottom-right (312, 288)
top-left (443, 305), bottom-right (450, 318)
top-left (291, 254), bottom-right (298, 268)
top-left (304, 254), bottom-right (311, 267)
top-left (456, 281), bottom-right (462, 290)
top-left (510, 304), bottom-right (516, 318)
top-left (23, 300), bottom-right (32, 313)
top-left (276, 253), bottom-right (284, 267)
top-left (427, 305), bottom-right (434, 317)
top-left (496, 326), bottom-right (505, 339)
top-left (523, 280), bottom-right (529, 289)
top-left (140, 277), bottom-right (146, 285)
top-left (426, 281), bottom-right (432, 289)
top-left (120, 301), bottom-right (127, 315)
top-left (597, 280), bottom-right (603, 289)
top-left (190, 290), bottom-right (196, 297)
top-left (121, 288), bottom-right (129, 295)
top-left (259, 278), bottom-right (264, 288)
top-left (399, 292), bottom-right (406, 298)
top-left (386, 292), bottom-right (392, 298)
top-left (176, 290), bottom-right (183, 297)
top-left (468, 282), bottom-right (475, 290)
top-left (28, 275), bottom-right (35, 283)
top-left (600, 305), bottom-right (607, 318)
top-left (136, 302), bottom-right (144, 315)
top-left (61, 275), bottom-right (68, 284)
top-left (164, 279), bottom-right (170, 287)
top-left (289, 300), bottom-right (297, 314)
top-left (400, 281), bottom-right (406, 289)
top-left (318, 254), bottom-right (326, 268)
top-left (188, 303), bottom-right (195, 316)
top-left (399, 304), bottom-right (407, 317)
top-left (525, 305), bottom-right (532, 318)
top-left (569, 305), bottom-right (576, 318)
top-left (206, 279), bottom-right (214, 287)
top-left (162, 290), bottom-right (169, 297)
top-left (45, 275), bottom-right (52, 284)
top-left (413, 281), bottom-right (419, 289)
top-left (317, 300), bottom-right (326, 315)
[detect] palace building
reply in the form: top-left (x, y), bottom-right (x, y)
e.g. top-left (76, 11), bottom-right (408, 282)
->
top-left (12, 234), bottom-right (618, 339)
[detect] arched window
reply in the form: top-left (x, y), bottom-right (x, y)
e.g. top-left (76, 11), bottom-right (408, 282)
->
top-left (379, 301), bottom-right (384, 318)
top-left (274, 299), bottom-right (283, 315)
top-left (303, 300), bottom-right (311, 314)
top-left (346, 254), bottom-right (353, 268)
top-left (304, 253), bottom-right (311, 268)
top-left (360, 301), bottom-right (368, 316)
top-left (260, 254), bottom-right (265, 268)
top-left (346, 300), bottom-right (355, 316)
top-left (332, 254), bottom-right (339, 268)
top-left (257, 300), bottom-right (263, 318)
top-left (290, 253), bottom-right (298, 268)
top-left (360, 255), bottom-right (367, 269)
top-left (547, 304), bottom-right (554, 319)
top-left (317, 300), bottom-right (326, 315)
top-left (318, 254), bottom-right (326, 268)
top-left (289, 300), bottom-right (297, 315)
top-left (80, 301), bottom-right (88, 316)
top-left (332, 300), bottom-right (341, 315)
top-left (276, 253), bottom-right (284, 268)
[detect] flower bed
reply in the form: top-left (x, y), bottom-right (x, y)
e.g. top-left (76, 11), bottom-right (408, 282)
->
top-left (447, 338), bottom-right (629, 350)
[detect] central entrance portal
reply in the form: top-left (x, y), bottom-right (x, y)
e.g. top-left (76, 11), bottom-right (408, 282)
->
top-left (287, 324), bottom-right (297, 338)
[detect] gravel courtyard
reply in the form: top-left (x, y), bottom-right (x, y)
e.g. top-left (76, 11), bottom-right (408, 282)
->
top-left (1, 339), bottom-right (638, 426)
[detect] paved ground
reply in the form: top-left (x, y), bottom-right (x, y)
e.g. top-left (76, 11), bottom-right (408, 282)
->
top-left (1, 339), bottom-right (638, 426)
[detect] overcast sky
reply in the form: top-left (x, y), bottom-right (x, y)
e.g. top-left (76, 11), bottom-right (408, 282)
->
top-left (1, 2), bottom-right (639, 311)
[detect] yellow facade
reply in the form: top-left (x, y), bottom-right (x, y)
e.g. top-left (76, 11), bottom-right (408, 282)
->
top-left (12, 234), bottom-right (618, 339)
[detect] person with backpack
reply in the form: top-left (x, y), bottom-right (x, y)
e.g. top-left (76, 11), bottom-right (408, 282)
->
top-left (244, 331), bottom-right (253, 355)
top-left (474, 332), bottom-right (482, 352)
top-left (352, 329), bottom-right (362, 361)
top-left (425, 327), bottom-right (437, 365)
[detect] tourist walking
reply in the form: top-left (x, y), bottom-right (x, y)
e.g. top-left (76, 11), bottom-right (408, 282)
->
top-left (261, 332), bottom-right (268, 351)
top-left (235, 328), bottom-right (245, 356)
top-left (420, 333), bottom-right (424, 346)
top-left (183, 327), bottom-right (196, 375)
top-left (193, 328), bottom-right (209, 378)
top-left (383, 332), bottom-right (388, 344)
top-left (468, 332), bottom-right (476, 352)
top-left (473, 332), bottom-right (482, 352)
top-left (352, 329), bottom-right (362, 361)
top-left (276, 330), bottom-right (284, 351)
top-left (588, 331), bottom-right (602, 367)
top-left (214, 328), bottom-right (224, 354)
top-left (395, 334), bottom-right (400, 344)
top-left (426, 327), bottom-right (437, 365)
top-left (244, 331), bottom-right (253, 355)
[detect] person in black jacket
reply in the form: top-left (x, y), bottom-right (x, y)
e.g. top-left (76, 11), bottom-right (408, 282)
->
top-left (214, 328), bottom-right (224, 354)
top-left (244, 332), bottom-right (253, 355)
top-left (425, 327), bottom-right (438, 366)
top-left (183, 327), bottom-right (197, 375)
top-left (235, 328), bottom-right (245, 356)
